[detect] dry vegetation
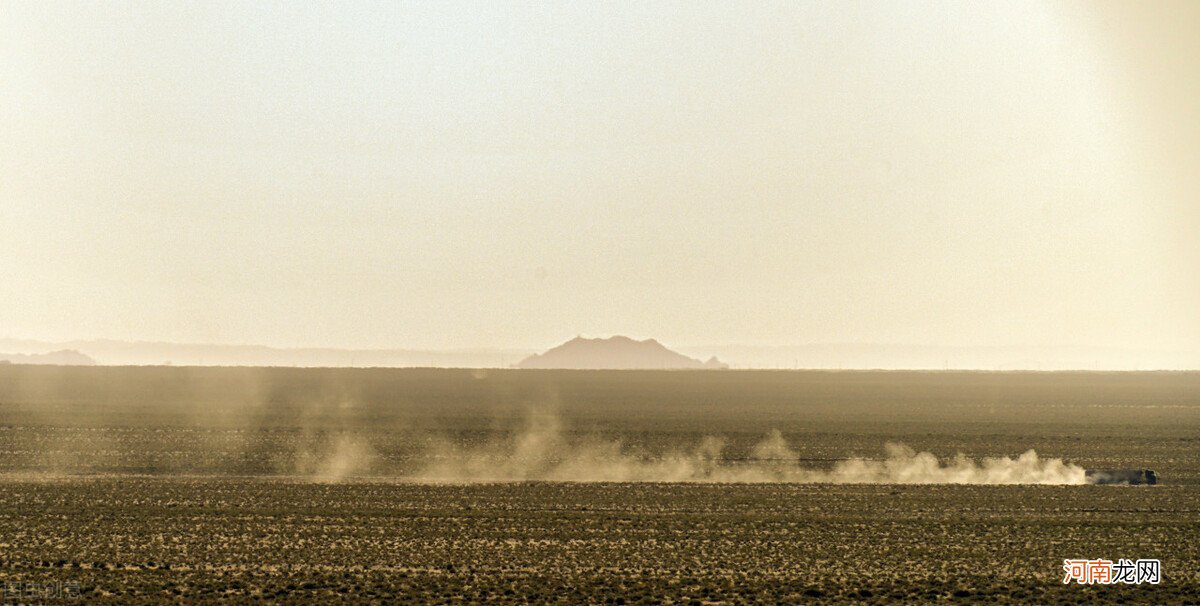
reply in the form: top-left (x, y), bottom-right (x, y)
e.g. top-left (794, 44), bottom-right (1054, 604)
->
top-left (0, 366), bottom-right (1196, 603)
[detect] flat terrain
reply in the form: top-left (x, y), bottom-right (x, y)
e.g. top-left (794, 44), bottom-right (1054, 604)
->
top-left (0, 366), bottom-right (1197, 603)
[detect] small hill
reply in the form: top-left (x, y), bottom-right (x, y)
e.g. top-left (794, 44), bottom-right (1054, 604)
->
top-left (0, 349), bottom-right (96, 366)
top-left (516, 336), bottom-right (727, 370)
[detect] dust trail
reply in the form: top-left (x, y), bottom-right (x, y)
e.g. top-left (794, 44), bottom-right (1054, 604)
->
top-left (291, 432), bottom-right (378, 482)
top-left (270, 384), bottom-right (383, 482)
top-left (417, 419), bottom-right (1087, 485)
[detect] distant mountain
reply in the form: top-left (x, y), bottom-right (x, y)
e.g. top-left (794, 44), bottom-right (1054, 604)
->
top-left (516, 336), bottom-right (727, 370)
top-left (0, 349), bottom-right (96, 366)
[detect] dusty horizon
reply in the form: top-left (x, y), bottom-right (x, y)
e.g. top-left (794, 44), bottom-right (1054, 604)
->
top-left (2, 334), bottom-right (1197, 370)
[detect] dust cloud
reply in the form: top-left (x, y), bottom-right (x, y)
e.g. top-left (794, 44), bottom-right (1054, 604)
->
top-left (416, 416), bottom-right (1087, 485)
top-left (0, 367), bottom-right (1088, 484)
top-left (291, 432), bottom-right (378, 482)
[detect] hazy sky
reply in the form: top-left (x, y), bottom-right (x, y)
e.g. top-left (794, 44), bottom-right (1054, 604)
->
top-left (2, 1), bottom-right (1198, 354)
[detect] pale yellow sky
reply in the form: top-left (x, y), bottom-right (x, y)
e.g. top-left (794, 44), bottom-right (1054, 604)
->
top-left (1, 1), bottom-right (1197, 358)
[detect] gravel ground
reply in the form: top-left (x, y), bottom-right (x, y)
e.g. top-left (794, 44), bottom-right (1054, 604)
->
top-left (0, 479), bottom-right (1196, 604)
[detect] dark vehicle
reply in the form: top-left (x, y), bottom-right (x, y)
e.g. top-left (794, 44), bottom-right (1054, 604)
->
top-left (1085, 469), bottom-right (1158, 485)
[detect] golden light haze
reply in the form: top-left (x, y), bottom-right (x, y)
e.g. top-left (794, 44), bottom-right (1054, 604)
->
top-left (1, 1), bottom-right (1197, 366)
